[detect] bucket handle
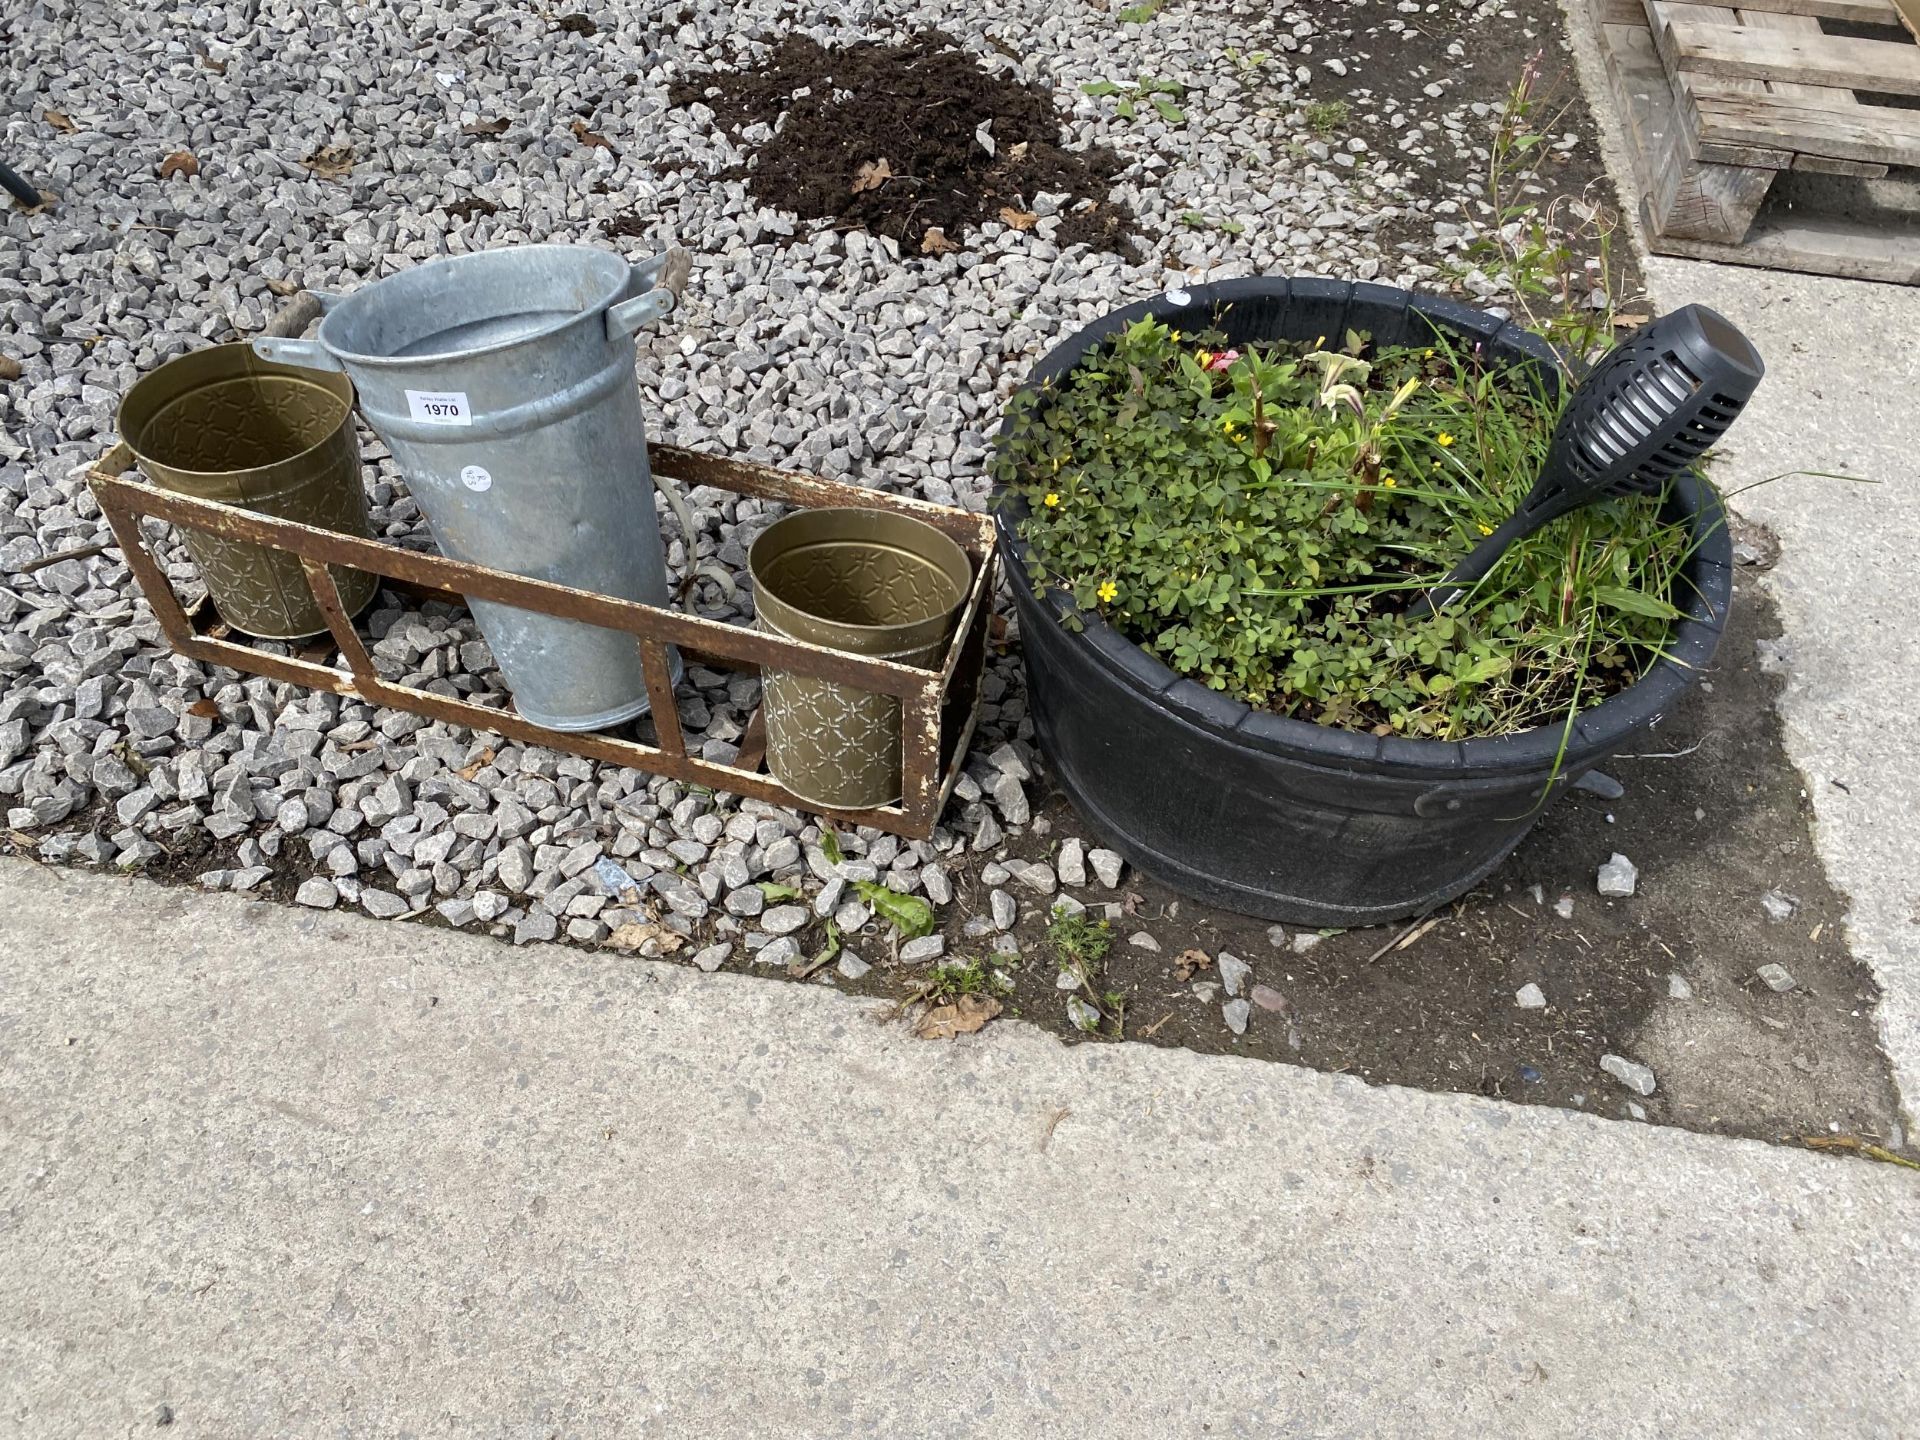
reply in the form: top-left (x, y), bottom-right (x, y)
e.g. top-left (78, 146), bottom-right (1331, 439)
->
top-left (249, 288), bottom-right (348, 371)
top-left (606, 248), bottom-right (692, 342)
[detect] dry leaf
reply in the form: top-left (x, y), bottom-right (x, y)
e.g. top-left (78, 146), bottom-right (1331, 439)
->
top-left (850, 157), bottom-right (892, 194)
top-left (264, 277), bottom-right (300, 297)
top-left (1009, 140), bottom-right (1030, 161)
top-left (302, 143), bottom-right (355, 179)
top-left (913, 993), bottom-right (1001, 1039)
top-left (462, 117), bottom-right (511, 137)
top-left (920, 226), bottom-right (957, 255)
top-left (158, 151), bottom-right (199, 180)
top-left (0, 356), bottom-right (22, 383)
top-left (606, 922), bottom-right (686, 956)
top-left (998, 206), bottom-right (1038, 231)
top-left (43, 109), bottom-right (74, 133)
top-left (453, 746), bottom-right (496, 781)
top-left (185, 698), bottom-right (220, 718)
top-left (198, 52), bottom-right (228, 74)
top-left (570, 119), bottom-right (617, 154)
top-left (1172, 948), bottom-right (1212, 981)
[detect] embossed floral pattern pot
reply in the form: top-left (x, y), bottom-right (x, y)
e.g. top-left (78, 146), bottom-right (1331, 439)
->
top-left (118, 343), bottom-right (377, 640)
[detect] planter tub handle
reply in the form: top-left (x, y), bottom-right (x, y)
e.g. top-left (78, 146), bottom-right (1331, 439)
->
top-left (606, 247), bottom-right (692, 342)
top-left (249, 336), bottom-right (342, 371)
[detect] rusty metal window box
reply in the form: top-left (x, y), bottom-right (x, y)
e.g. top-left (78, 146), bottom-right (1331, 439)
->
top-left (90, 442), bottom-right (997, 841)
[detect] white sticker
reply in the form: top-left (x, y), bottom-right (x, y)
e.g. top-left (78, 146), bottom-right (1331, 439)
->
top-left (460, 465), bottom-right (492, 493)
top-left (406, 389), bottom-right (472, 426)
top-left (1164, 288), bottom-right (1192, 307)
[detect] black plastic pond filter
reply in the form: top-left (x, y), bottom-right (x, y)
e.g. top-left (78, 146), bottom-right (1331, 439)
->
top-left (1410, 304), bottom-right (1764, 617)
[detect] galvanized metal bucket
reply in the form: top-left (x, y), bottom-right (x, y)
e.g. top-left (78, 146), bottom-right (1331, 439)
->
top-left (252, 246), bottom-right (689, 731)
top-left (749, 509), bottom-right (971, 810)
top-left (117, 343), bottom-right (378, 640)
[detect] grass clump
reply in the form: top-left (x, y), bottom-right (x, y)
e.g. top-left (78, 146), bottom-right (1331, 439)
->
top-left (1303, 100), bottom-right (1350, 137)
top-left (1045, 904), bottom-right (1128, 1036)
top-left (927, 956), bottom-right (1014, 1002)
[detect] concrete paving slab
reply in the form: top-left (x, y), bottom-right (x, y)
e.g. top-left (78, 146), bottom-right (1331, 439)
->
top-left (2, 860), bottom-right (1914, 1437)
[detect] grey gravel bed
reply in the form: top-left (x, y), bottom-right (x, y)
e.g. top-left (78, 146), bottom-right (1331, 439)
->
top-left (0, 0), bottom-right (1563, 963)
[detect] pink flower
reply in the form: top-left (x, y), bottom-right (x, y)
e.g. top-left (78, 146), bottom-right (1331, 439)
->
top-left (1207, 348), bottom-right (1241, 373)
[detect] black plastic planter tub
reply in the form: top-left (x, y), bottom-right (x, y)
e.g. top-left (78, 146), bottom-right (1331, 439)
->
top-left (993, 277), bottom-right (1732, 926)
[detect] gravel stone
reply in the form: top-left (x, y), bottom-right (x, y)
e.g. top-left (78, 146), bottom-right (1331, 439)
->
top-left (836, 952), bottom-right (872, 981)
top-left (1217, 952), bottom-right (1251, 998)
top-left (1756, 963), bottom-right (1798, 993)
top-left (1127, 931), bottom-right (1160, 953)
top-left (1514, 982), bottom-right (1547, 1010)
top-left (1668, 973), bottom-right (1694, 1000)
top-left (692, 943), bottom-right (731, 973)
top-left (1088, 848), bottom-right (1124, 889)
top-left (989, 770), bottom-right (1030, 825)
top-left (1056, 838), bottom-right (1087, 888)
top-left (294, 878), bottom-right (338, 910)
top-left (513, 908), bottom-right (559, 945)
top-left (989, 888), bottom-right (1018, 930)
top-left (1222, 998), bottom-right (1251, 1035)
top-left (1596, 853), bottom-right (1638, 898)
top-left (361, 888), bottom-right (409, 919)
top-left (758, 936), bottom-right (802, 968)
top-left (1761, 889), bottom-right (1799, 923)
top-left (1007, 860), bottom-right (1056, 896)
top-left (899, 935), bottom-right (947, 964)
top-left (762, 904), bottom-right (809, 935)
top-left (1600, 1054), bottom-right (1658, 1097)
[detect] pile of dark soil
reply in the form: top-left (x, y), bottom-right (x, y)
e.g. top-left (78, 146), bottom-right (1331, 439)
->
top-left (668, 31), bottom-right (1135, 254)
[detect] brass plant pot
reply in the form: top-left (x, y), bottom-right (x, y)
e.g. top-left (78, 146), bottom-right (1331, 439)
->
top-left (749, 508), bottom-right (971, 810)
top-left (118, 343), bottom-right (378, 640)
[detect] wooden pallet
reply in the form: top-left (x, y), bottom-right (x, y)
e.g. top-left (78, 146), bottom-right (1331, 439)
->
top-left (1592, 0), bottom-right (1920, 283)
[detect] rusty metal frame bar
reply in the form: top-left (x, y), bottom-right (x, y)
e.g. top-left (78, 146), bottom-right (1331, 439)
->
top-left (88, 441), bottom-right (999, 840)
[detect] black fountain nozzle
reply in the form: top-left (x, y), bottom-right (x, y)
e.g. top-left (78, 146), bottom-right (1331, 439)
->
top-left (1408, 304), bottom-right (1764, 618)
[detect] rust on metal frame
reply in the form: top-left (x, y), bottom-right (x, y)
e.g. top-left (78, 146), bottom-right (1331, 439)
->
top-left (88, 442), bottom-right (999, 840)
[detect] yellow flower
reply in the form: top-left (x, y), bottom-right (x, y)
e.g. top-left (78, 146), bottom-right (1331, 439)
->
top-left (1423, 348), bottom-right (1435, 358)
top-left (1044, 492), bottom-right (1061, 508)
top-left (1437, 432), bottom-right (1456, 448)
top-left (1196, 349), bottom-right (1214, 368)
top-left (1097, 580), bottom-right (1118, 603)
top-left (1477, 523), bottom-right (1494, 536)
top-left (1382, 475), bottom-right (1397, 488)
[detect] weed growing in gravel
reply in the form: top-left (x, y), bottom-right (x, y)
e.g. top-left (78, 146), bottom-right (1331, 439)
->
top-left (926, 957), bottom-right (1014, 1002)
top-left (1081, 75), bottom-right (1187, 124)
top-left (1046, 905), bottom-right (1128, 1036)
top-left (1303, 101), bottom-right (1350, 138)
top-left (1047, 906), bottom-right (1112, 969)
top-left (1180, 211), bottom-right (1246, 235)
top-left (995, 320), bottom-right (1698, 739)
top-left (1462, 51), bottom-right (1625, 360)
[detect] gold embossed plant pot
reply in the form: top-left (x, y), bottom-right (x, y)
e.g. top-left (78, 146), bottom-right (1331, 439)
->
top-left (117, 343), bottom-right (378, 640)
top-left (749, 508), bottom-right (971, 810)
